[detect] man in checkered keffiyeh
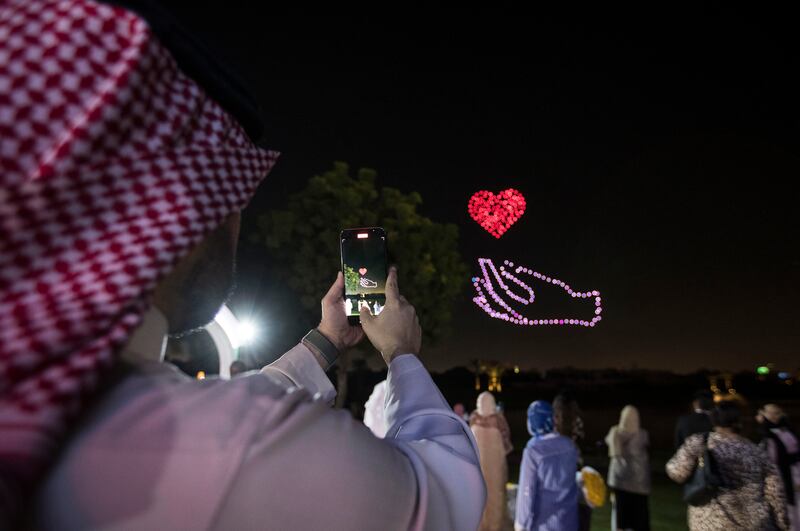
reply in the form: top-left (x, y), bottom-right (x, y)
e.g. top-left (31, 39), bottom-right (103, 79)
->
top-left (1, 2), bottom-right (486, 529)
top-left (0, 0), bottom-right (278, 522)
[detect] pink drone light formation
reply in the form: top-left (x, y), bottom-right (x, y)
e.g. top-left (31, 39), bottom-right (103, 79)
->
top-left (468, 188), bottom-right (526, 238)
top-left (472, 258), bottom-right (603, 328)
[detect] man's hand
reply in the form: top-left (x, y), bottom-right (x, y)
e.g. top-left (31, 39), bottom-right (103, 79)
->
top-left (317, 271), bottom-right (364, 352)
top-left (359, 267), bottom-right (422, 365)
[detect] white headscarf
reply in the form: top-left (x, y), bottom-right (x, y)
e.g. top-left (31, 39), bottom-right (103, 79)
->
top-left (619, 405), bottom-right (641, 432)
top-left (477, 391), bottom-right (497, 417)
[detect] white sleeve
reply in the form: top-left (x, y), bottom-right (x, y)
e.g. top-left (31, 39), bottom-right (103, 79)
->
top-left (383, 354), bottom-right (486, 530)
top-left (260, 342), bottom-right (336, 405)
top-left (218, 353), bottom-right (485, 531)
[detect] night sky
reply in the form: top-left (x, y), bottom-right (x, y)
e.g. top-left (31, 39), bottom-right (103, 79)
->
top-left (166, 7), bottom-right (798, 372)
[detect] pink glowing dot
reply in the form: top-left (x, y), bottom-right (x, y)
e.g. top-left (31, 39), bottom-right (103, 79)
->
top-left (559, 320), bottom-right (564, 324)
top-left (595, 301), bottom-right (601, 306)
top-left (595, 308), bottom-right (601, 314)
top-left (592, 291), bottom-right (599, 296)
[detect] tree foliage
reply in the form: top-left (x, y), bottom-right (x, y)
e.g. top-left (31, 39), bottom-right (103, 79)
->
top-left (253, 161), bottom-right (467, 346)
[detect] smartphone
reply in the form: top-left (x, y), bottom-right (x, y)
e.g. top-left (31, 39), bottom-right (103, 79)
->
top-left (340, 227), bottom-right (388, 325)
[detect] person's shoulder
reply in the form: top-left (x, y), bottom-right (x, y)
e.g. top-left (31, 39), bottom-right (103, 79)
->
top-left (524, 436), bottom-right (546, 457)
top-left (722, 435), bottom-right (769, 462)
top-left (544, 436), bottom-right (578, 462)
top-left (84, 367), bottom-right (314, 449)
top-left (141, 364), bottom-right (293, 404)
top-left (682, 432), bottom-right (706, 448)
top-left (527, 434), bottom-right (576, 457)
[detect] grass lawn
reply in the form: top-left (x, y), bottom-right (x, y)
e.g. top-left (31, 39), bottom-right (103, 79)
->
top-left (589, 473), bottom-right (688, 531)
top-left (580, 449), bottom-right (688, 531)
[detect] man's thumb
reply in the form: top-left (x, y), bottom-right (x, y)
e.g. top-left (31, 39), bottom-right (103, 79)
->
top-left (359, 305), bottom-right (375, 329)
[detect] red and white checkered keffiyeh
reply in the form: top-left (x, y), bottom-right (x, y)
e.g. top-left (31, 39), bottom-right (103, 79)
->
top-left (0, 0), bottom-right (278, 518)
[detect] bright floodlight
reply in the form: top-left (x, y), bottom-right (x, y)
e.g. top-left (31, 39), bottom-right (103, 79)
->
top-left (212, 306), bottom-right (260, 349)
top-left (213, 306), bottom-right (241, 349)
top-left (238, 321), bottom-right (258, 346)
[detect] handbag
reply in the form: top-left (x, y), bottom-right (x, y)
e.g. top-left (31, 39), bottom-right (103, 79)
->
top-left (683, 432), bottom-right (722, 506)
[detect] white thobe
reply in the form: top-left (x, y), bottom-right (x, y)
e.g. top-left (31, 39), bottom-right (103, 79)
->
top-left (34, 309), bottom-right (486, 530)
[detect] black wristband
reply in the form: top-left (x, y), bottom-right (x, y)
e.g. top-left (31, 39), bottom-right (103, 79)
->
top-left (302, 328), bottom-right (340, 366)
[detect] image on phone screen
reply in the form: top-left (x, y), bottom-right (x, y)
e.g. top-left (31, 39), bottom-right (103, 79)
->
top-left (340, 228), bottom-right (387, 322)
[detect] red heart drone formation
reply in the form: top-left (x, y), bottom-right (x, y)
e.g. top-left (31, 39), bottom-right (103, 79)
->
top-left (468, 188), bottom-right (526, 238)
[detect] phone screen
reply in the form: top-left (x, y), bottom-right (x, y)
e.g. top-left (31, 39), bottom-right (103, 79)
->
top-left (340, 227), bottom-right (387, 322)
